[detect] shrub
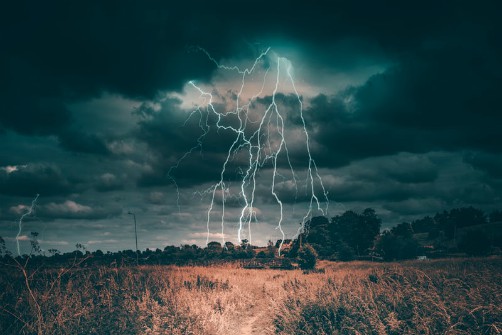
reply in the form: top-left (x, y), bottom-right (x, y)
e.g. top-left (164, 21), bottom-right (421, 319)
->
top-left (297, 244), bottom-right (318, 270)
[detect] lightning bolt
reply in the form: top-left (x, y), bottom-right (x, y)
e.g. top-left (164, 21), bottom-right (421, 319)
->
top-left (16, 194), bottom-right (39, 256)
top-left (173, 48), bottom-right (328, 254)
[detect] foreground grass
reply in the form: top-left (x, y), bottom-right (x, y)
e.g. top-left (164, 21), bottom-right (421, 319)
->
top-left (0, 258), bottom-right (500, 334)
top-left (276, 259), bottom-right (502, 334)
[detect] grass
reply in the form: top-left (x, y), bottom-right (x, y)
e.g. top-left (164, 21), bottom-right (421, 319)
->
top-left (275, 259), bottom-right (502, 334)
top-left (1, 257), bottom-right (501, 334)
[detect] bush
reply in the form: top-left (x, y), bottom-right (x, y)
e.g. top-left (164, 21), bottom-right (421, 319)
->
top-left (297, 244), bottom-right (318, 270)
top-left (256, 251), bottom-right (267, 258)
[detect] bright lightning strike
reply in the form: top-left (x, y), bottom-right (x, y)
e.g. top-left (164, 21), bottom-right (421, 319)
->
top-left (16, 194), bottom-right (39, 256)
top-left (173, 48), bottom-right (328, 254)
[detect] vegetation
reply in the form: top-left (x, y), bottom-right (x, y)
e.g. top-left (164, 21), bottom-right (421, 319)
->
top-left (275, 259), bottom-right (502, 335)
top-left (302, 206), bottom-right (502, 261)
top-left (297, 244), bottom-right (318, 270)
top-left (0, 258), bottom-right (500, 334)
top-left (2, 206), bottom-right (501, 269)
top-left (1, 206), bottom-right (501, 333)
top-left (458, 230), bottom-right (491, 256)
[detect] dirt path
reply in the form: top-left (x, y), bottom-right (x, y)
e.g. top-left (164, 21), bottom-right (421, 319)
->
top-left (239, 313), bottom-right (261, 335)
top-left (237, 281), bottom-right (274, 335)
top-left (238, 302), bottom-right (273, 334)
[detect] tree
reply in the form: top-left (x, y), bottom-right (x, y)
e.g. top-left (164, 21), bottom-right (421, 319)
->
top-left (458, 231), bottom-right (491, 256)
top-left (297, 244), bottom-right (318, 270)
top-left (0, 236), bottom-right (11, 257)
top-left (240, 239), bottom-right (249, 249)
top-left (305, 216), bottom-right (334, 257)
top-left (412, 216), bottom-right (436, 233)
top-left (337, 241), bottom-right (355, 261)
top-left (330, 208), bottom-right (381, 255)
top-left (450, 207), bottom-right (486, 228)
top-left (266, 240), bottom-right (276, 257)
top-left (376, 231), bottom-right (419, 261)
top-left (391, 222), bottom-right (413, 238)
top-left (435, 207), bottom-right (487, 239)
top-left (207, 241), bottom-right (222, 250)
top-left (30, 232), bottom-right (42, 255)
top-left (304, 216), bottom-right (329, 234)
top-left (275, 239), bottom-right (292, 248)
top-left (94, 249), bottom-right (104, 257)
top-left (362, 208), bottom-right (382, 242)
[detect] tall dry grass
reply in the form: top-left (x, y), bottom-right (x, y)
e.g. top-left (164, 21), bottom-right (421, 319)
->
top-left (274, 259), bottom-right (502, 334)
top-left (1, 258), bottom-right (500, 334)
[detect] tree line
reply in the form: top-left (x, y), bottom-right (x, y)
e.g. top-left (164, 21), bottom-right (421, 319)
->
top-left (302, 206), bottom-right (502, 261)
top-left (1, 206), bottom-right (501, 268)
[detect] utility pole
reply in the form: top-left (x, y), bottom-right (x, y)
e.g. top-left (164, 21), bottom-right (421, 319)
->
top-left (127, 211), bottom-right (139, 266)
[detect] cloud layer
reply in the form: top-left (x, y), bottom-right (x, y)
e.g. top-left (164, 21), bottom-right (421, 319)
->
top-left (1, 0), bottom-right (501, 253)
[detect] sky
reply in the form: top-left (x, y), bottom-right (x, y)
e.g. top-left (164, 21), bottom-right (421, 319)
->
top-left (1, 0), bottom-right (501, 254)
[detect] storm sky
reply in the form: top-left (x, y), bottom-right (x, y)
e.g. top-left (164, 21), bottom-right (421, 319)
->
top-left (1, 0), bottom-right (501, 253)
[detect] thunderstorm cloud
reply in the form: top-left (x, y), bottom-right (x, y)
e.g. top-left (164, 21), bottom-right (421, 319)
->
top-left (1, 0), bottom-right (501, 252)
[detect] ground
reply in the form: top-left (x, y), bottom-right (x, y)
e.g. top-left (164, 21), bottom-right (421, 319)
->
top-left (1, 258), bottom-right (501, 334)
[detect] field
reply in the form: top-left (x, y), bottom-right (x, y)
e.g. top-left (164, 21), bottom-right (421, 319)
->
top-left (1, 258), bottom-right (501, 334)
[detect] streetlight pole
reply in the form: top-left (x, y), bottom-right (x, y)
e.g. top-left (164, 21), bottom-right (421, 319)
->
top-left (127, 211), bottom-right (139, 266)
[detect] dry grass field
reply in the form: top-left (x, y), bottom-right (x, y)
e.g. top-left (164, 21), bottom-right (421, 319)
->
top-left (1, 257), bottom-right (501, 334)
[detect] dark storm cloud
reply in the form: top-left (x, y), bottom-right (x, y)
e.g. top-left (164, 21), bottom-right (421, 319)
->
top-left (58, 130), bottom-right (111, 155)
top-left (1, 0), bottom-right (216, 151)
top-left (383, 198), bottom-right (446, 216)
top-left (2, 0), bottom-right (502, 251)
top-left (306, 36), bottom-right (502, 166)
top-left (134, 98), bottom-right (256, 188)
top-left (0, 163), bottom-right (77, 197)
top-left (348, 154), bottom-right (438, 184)
top-left (261, 153), bottom-right (439, 205)
top-left (464, 152), bottom-right (502, 179)
top-left (2, 0), bottom-right (500, 154)
top-left (288, 3), bottom-right (501, 167)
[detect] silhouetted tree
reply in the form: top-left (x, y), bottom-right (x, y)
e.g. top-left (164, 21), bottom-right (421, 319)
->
top-left (458, 231), bottom-right (491, 256)
top-left (411, 216), bottom-right (436, 234)
top-left (275, 239), bottom-right (292, 248)
top-left (376, 231), bottom-right (419, 261)
top-left (337, 241), bottom-right (355, 261)
top-left (30, 232), bottom-right (41, 255)
top-left (330, 208), bottom-right (381, 255)
top-left (435, 207), bottom-right (487, 239)
top-left (391, 222), bottom-right (413, 238)
top-left (240, 239), bottom-right (249, 249)
top-left (207, 241), bottom-right (222, 250)
top-left (0, 236), bottom-right (10, 257)
top-left (94, 249), bottom-right (104, 257)
top-left (305, 216), bottom-right (334, 257)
